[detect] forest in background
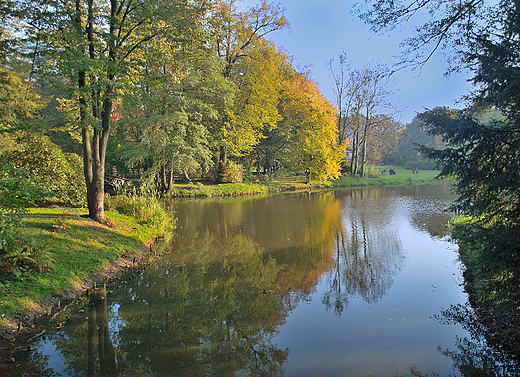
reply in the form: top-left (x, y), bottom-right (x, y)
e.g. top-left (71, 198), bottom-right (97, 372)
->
top-left (0, 0), bottom-right (433, 217)
top-left (0, 0), bottom-right (442, 305)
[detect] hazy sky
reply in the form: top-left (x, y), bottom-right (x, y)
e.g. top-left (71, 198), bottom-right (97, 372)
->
top-left (241, 0), bottom-right (474, 124)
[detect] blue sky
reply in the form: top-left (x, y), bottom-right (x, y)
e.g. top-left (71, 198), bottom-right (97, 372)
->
top-left (242, 0), bottom-right (474, 124)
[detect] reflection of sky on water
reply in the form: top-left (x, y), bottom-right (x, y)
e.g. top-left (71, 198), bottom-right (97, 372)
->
top-left (273, 185), bottom-right (468, 376)
top-left (2, 184), bottom-right (497, 377)
top-left (39, 337), bottom-right (69, 376)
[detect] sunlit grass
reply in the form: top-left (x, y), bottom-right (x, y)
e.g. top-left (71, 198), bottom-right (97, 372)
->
top-left (333, 168), bottom-right (439, 188)
top-left (169, 167), bottom-right (440, 197)
top-left (0, 207), bottom-right (167, 334)
top-left (169, 181), bottom-right (310, 198)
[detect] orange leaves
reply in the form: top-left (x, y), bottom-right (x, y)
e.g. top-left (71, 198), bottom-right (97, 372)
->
top-left (279, 71), bottom-right (345, 183)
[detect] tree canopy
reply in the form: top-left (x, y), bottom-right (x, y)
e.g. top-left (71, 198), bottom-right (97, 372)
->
top-left (0, 0), bottom-right (349, 224)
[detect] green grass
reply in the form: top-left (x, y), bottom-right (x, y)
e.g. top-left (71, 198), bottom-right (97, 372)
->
top-left (333, 167), bottom-right (439, 188)
top-left (170, 167), bottom-right (440, 197)
top-left (0, 207), bottom-right (167, 335)
top-left (169, 181), bottom-right (311, 198)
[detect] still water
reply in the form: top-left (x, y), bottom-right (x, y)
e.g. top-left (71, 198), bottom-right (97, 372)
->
top-left (4, 185), bottom-right (474, 376)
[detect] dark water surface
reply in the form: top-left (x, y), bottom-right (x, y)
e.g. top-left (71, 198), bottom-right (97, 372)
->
top-left (3, 185), bottom-right (478, 376)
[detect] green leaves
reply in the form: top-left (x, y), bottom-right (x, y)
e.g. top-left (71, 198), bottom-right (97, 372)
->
top-left (1, 133), bottom-right (86, 207)
top-left (0, 67), bottom-right (42, 133)
top-left (419, 108), bottom-right (520, 224)
top-left (0, 162), bottom-right (48, 212)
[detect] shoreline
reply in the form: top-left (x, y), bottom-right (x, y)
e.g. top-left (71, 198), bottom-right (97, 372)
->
top-left (0, 174), bottom-right (439, 344)
top-left (0, 209), bottom-right (166, 343)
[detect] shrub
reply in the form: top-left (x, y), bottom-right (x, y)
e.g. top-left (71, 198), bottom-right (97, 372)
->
top-left (0, 133), bottom-right (86, 207)
top-left (222, 161), bottom-right (244, 184)
top-left (0, 163), bottom-right (50, 273)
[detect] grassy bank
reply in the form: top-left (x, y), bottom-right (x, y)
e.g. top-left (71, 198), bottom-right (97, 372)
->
top-left (333, 168), bottom-right (439, 188)
top-left (451, 216), bottom-right (520, 356)
top-left (169, 181), bottom-right (311, 198)
top-left (0, 207), bottom-right (171, 339)
top-left (170, 168), bottom-right (439, 197)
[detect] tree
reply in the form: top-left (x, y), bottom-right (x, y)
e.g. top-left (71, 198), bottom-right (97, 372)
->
top-left (396, 115), bottom-right (443, 168)
top-left (356, 62), bottom-right (394, 177)
top-left (231, 39), bottom-right (284, 158)
top-left (114, 35), bottom-right (232, 190)
top-left (467, 2), bottom-right (520, 123)
top-left (22, 0), bottom-right (207, 223)
top-left (328, 56), bottom-right (395, 176)
top-left (278, 70), bottom-right (344, 183)
top-left (366, 114), bottom-right (403, 166)
top-left (419, 107), bottom-right (520, 222)
top-left (236, 40), bottom-right (292, 175)
top-left (208, 0), bottom-right (288, 182)
top-left (327, 50), bottom-right (354, 146)
top-left (359, 1), bottom-right (520, 222)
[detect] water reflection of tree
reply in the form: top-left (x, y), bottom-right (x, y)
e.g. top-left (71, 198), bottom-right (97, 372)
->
top-left (172, 191), bottom-right (342, 252)
top-left (434, 303), bottom-right (520, 376)
top-left (33, 189), bottom-right (426, 374)
top-left (323, 189), bottom-right (404, 316)
top-left (44, 233), bottom-right (291, 376)
top-left (119, 234), bottom-right (291, 376)
top-left (173, 191), bottom-right (340, 305)
top-left (87, 287), bottom-right (116, 376)
top-left (395, 185), bottom-right (455, 239)
top-left (107, 234), bottom-right (290, 376)
top-left (41, 287), bottom-right (151, 377)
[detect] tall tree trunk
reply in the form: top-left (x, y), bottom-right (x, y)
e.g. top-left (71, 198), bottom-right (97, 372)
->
top-left (161, 164), bottom-right (167, 192)
top-left (360, 113), bottom-right (369, 178)
top-left (217, 145), bottom-right (228, 183)
top-left (350, 130), bottom-right (358, 176)
top-left (84, 96), bottom-right (111, 224)
top-left (167, 159), bottom-right (174, 194)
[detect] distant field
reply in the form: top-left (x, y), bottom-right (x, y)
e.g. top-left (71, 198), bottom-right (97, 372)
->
top-left (378, 166), bottom-right (440, 175)
top-left (333, 167), bottom-right (440, 188)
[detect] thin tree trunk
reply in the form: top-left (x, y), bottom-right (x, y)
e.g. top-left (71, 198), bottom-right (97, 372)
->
top-left (217, 145), bottom-right (228, 183)
top-left (161, 164), bottom-right (167, 192)
top-left (350, 130), bottom-right (358, 176)
top-left (360, 123), bottom-right (368, 178)
top-left (167, 159), bottom-right (174, 194)
top-left (360, 109), bottom-right (370, 178)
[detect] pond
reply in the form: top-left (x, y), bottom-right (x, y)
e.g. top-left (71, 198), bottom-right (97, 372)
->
top-left (1, 185), bottom-right (495, 376)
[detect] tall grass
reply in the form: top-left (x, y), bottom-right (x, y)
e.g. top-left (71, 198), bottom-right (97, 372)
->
top-left (104, 184), bottom-right (175, 240)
